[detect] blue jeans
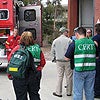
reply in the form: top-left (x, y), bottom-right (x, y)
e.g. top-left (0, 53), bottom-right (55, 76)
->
top-left (73, 70), bottom-right (96, 100)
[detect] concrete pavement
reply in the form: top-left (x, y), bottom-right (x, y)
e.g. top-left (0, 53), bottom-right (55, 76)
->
top-left (0, 61), bottom-right (99, 100)
top-left (40, 61), bottom-right (99, 100)
top-left (40, 61), bottom-right (72, 100)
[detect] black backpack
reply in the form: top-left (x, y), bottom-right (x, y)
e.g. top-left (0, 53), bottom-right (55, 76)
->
top-left (7, 45), bottom-right (30, 78)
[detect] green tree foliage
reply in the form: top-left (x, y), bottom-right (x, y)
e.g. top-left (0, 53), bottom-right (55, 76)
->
top-left (21, 0), bottom-right (67, 44)
top-left (42, 0), bottom-right (67, 43)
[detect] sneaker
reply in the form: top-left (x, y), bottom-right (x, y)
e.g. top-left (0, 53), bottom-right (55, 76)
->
top-left (64, 86), bottom-right (67, 88)
top-left (53, 92), bottom-right (62, 97)
top-left (67, 94), bottom-right (72, 96)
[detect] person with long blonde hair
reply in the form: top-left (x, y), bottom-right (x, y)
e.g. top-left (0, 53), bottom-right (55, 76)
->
top-left (8, 31), bottom-right (46, 100)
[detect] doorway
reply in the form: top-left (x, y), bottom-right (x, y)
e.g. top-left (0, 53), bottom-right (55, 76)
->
top-left (79, 0), bottom-right (94, 30)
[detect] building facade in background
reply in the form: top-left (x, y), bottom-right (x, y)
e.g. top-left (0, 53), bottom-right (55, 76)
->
top-left (68, 0), bottom-right (100, 36)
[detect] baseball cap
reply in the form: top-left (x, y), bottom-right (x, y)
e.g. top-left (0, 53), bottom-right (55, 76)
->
top-left (59, 27), bottom-right (68, 33)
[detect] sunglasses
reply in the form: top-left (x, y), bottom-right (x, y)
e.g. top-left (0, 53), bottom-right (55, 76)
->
top-left (87, 31), bottom-right (91, 33)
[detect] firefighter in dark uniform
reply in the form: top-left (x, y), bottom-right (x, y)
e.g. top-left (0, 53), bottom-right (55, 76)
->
top-left (92, 23), bottom-right (100, 98)
top-left (5, 28), bottom-right (20, 58)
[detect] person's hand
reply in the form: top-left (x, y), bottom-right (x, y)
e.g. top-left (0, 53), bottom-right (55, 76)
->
top-left (7, 49), bottom-right (11, 51)
top-left (7, 74), bottom-right (13, 80)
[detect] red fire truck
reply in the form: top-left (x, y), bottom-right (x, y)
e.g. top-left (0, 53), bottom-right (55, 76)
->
top-left (0, 0), bottom-right (42, 67)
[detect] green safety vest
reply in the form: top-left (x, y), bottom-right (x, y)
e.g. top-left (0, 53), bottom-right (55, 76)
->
top-left (27, 44), bottom-right (41, 67)
top-left (74, 38), bottom-right (96, 71)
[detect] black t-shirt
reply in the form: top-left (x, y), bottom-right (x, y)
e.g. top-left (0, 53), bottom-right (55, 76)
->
top-left (65, 42), bottom-right (75, 69)
top-left (65, 42), bottom-right (75, 59)
top-left (92, 34), bottom-right (100, 57)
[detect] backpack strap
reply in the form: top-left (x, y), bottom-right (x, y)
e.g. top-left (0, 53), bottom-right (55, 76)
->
top-left (20, 44), bottom-right (26, 50)
top-left (28, 51), bottom-right (37, 71)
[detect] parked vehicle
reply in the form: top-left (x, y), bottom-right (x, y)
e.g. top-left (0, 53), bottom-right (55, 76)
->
top-left (0, 0), bottom-right (42, 67)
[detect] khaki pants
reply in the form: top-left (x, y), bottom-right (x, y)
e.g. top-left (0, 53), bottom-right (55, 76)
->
top-left (55, 61), bottom-right (73, 95)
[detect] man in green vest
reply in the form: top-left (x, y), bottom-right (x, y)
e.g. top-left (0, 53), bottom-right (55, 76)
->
top-left (65, 27), bottom-right (97, 100)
